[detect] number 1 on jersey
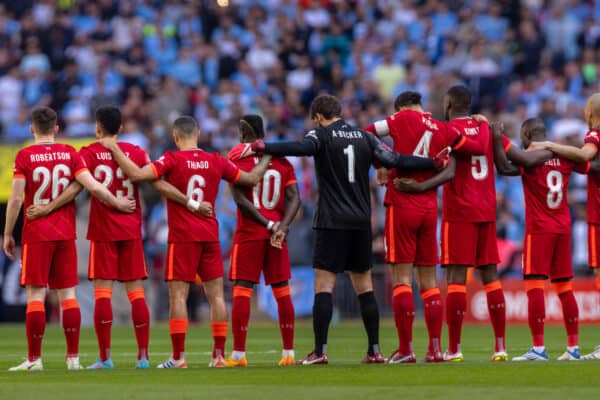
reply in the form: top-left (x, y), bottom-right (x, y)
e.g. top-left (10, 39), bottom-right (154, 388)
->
top-left (343, 144), bottom-right (355, 183)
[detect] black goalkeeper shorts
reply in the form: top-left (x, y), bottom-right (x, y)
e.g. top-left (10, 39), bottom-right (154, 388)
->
top-left (312, 228), bottom-right (372, 274)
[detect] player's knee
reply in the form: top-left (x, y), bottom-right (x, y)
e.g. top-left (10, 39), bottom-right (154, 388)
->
top-left (478, 265), bottom-right (498, 284)
top-left (234, 280), bottom-right (254, 288)
top-left (446, 265), bottom-right (467, 284)
top-left (271, 280), bottom-right (288, 289)
top-left (390, 263), bottom-right (413, 286)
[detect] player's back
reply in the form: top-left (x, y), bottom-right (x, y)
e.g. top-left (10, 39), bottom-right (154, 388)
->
top-left (152, 149), bottom-right (240, 243)
top-left (385, 109), bottom-right (450, 208)
top-left (521, 155), bottom-right (584, 234)
top-left (309, 119), bottom-right (376, 230)
top-left (443, 117), bottom-right (495, 222)
top-left (80, 141), bottom-right (147, 241)
top-left (233, 156), bottom-right (296, 240)
top-left (14, 142), bottom-right (87, 243)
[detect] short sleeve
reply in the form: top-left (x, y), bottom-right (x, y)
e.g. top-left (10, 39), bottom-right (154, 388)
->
top-left (13, 150), bottom-right (27, 179)
top-left (220, 154), bottom-right (241, 183)
top-left (584, 130), bottom-right (600, 148)
top-left (501, 135), bottom-right (512, 153)
top-left (283, 160), bottom-right (298, 187)
top-left (71, 149), bottom-right (88, 177)
top-left (446, 126), bottom-right (463, 150)
top-left (151, 152), bottom-right (173, 179)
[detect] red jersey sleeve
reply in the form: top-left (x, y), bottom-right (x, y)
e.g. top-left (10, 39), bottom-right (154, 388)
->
top-left (136, 147), bottom-right (151, 167)
top-left (151, 152), bottom-right (174, 178)
top-left (13, 150), bottom-right (27, 179)
top-left (501, 135), bottom-right (512, 153)
top-left (584, 130), bottom-right (600, 149)
top-left (71, 148), bottom-right (88, 177)
top-left (451, 121), bottom-right (489, 155)
top-left (283, 160), bottom-right (298, 187)
top-left (220, 154), bottom-right (241, 183)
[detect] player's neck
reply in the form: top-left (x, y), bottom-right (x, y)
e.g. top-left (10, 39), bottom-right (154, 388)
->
top-left (177, 141), bottom-right (199, 150)
top-left (319, 117), bottom-right (341, 127)
top-left (449, 112), bottom-right (469, 120)
top-left (34, 135), bottom-right (55, 144)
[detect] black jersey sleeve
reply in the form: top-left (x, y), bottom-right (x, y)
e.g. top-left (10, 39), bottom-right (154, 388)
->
top-left (262, 131), bottom-right (319, 157)
top-left (368, 133), bottom-right (435, 170)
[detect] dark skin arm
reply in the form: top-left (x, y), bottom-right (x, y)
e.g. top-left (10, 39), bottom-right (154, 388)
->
top-left (231, 183), bottom-right (271, 227)
top-left (394, 157), bottom-right (456, 193)
top-left (493, 133), bottom-right (521, 176)
top-left (271, 183), bottom-right (301, 248)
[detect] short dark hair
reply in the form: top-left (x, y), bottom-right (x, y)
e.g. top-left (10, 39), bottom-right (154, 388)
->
top-left (521, 117), bottom-right (546, 135)
top-left (239, 114), bottom-right (265, 139)
top-left (394, 91), bottom-right (422, 110)
top-left (310, 94), bottom-right (342, 120)
top-left (31, 107), bottom-right (57, 134)
top-left (446, 85), bottom-right (472, 113)
top-left (95, 106), bottom-right (122, 135)
top-left (173, 115), bottom-right (199, 137)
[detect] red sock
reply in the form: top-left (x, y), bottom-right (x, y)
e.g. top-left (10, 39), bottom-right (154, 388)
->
top-left (231, 286), bottom-right (252, 352)
top-left (446, 284), bottom-right (466, 354)
top-left (61, 299), bottom-right (81, 358)
top-left (26, 301), bottom-right (46, 361)
top-left (525, 280), bottom-right (545, 347)
top-left (211, 322), bottom-right (228, 358)
top-left (485, 281), bottom-right (506, 352)
top-left (94, 288), bottom-right (113, 361)
top-left (273, 286), bottom-right (295, 350)
top-left (169, 318), bottom-right (188, 360)
top-left (393, 285), bottom-right (414, 354)
top-left (554, 282), bottom-right (579, 347)
top-left (421, 288), bottom-right (443, 354)
top-left (128, 289), bottom-right (150, 360)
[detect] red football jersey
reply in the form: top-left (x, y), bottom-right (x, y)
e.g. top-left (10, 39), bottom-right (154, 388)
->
top-left (520, 156), bottom-right (589, 234)
top-left (442, 118), bottom-right (496, 223)
top-left (377, 110), bottom-right (453, 209)
top-left (232, 156), bottom-right (297, 241)
top-left (151, 149), bottom-right (241, 243)
top-left (584, 130), bottom-right (600, 223)
top-left (80, 142), bottom-right (149, 241)
top-left (13, 143), bottom-right (88, 243)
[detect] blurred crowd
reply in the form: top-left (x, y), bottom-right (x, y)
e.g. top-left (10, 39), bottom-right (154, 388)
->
top-left (1, 0), bottom-right (600, 277)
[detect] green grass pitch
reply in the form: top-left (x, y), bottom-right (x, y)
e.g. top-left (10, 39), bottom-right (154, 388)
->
top-left (0, 320), bottom-right (599, 400)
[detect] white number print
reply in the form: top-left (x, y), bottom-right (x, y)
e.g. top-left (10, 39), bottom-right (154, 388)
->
top-left (252, 169), bottom-right (282, 210)
top-left (546, 170), bottom-right (563, 209)
top-left (187, 174), bottom-right (206, 203)
top-left (343, 144), bottom-right (355, 183)
top-left (33, 164), bottom-right (71, 205)
top-left (413, 130), bottom-right (432, 157)
top-left (471, 155), bottom-right (488, 180)
top-left (94, 165), bottom-right (134, 199)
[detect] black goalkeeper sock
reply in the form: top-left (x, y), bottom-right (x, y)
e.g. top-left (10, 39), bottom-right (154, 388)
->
top-left (313, 292), bottom-right (333, 356)
top-left (358, 291), bottom-right (380, 356)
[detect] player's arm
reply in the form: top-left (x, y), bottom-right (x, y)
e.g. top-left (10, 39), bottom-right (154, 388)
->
top-left (75, 171), bottom-right (136, 213)
top-left (450, 120), bottom-right (489, 156)
top-left (99, 137), bottom-right (157, 182)
top-left (364, 119), bottom-right (391, 137)
top-left (369, 134), bottom-right (441, 170)
top-left (492, 132), bottom-right (521, 176)
top-left (235, 155), bottom-right (273, 187)
top-left (26, 181), bottom-right (84, 220)
top-left (394, 157), bottom-right (456, 193)
top-left (150, 179), bottom-right (212, 216)
top-left (3, 178), bottom-right (25, 259)
top-left (253, 137), bottom-right (318, 157)
top-left (531, 141), bottom-right (598, 163)
top-left (491, 122), bottom-right (553, 172)
top-left (271, 183), bottom-right (302, 249)
top-left (230, 184), bottom-right (271, 227)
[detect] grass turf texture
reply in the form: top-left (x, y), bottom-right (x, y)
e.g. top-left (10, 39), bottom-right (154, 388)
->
top-left (0, 321), bottom-right (599, 399)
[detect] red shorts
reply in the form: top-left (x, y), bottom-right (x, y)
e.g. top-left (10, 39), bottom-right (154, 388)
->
top-left (230, 239), bottom-right (291, 285)
top-left (89, 240), bottom-right (147, 281)
top-left (523, 233), bottom-right (572, 280)
top-left (384, 205), bottom-right (438, 266)
top-left (20, 240), bottom-right (78, 289)
top-left (441, 221), bottom-right (500, 267)
top-left (165, 242), bottom-right (224, 283)
top-left (589, 223), bottom-right (600, 268)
